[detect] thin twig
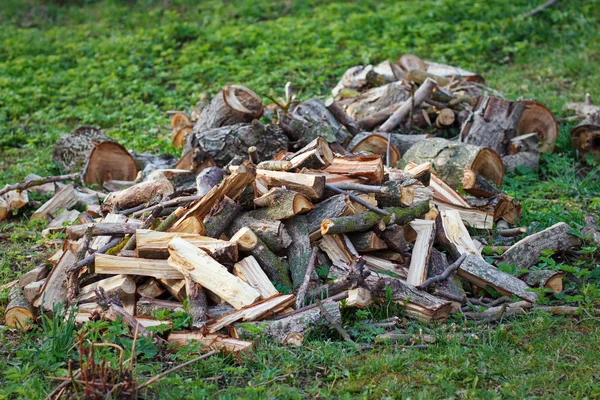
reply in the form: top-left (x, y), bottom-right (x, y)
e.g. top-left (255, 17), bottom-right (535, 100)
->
top-left (123, 205), bottom-right (164, 252)
top-left (137, 351), bottom-right (218, 390)
top-left (0, 173), bottom-right (81, 197)
top-left (295, 246), bottom-right (319, 309)
top-left (315, 299), bottom-right (355, 345)
top-left (131, 195), bottom-right (203, 218)
top-left (324, 184), bottom-right (388, 216)
top-left (520, 0), bottom-right (559, 18)
top-left (66, 236), bottom-right (122, 274)
top-left (326, 182), bottom-right (384, 193)
top-left (417, 254), bottom-right (467, 290)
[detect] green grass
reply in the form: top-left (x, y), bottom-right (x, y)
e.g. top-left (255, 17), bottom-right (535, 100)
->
top-left (1, 0), bottom-right (600, 398)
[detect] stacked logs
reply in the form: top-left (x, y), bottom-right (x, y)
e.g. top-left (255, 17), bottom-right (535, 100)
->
top-left (2, 55), bottom-right (592, 353)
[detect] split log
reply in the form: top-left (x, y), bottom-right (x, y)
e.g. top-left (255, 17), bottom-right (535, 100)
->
top-left (457, 255), bottom-right (538, 302)
top-left (66, 222), bottom-right (142, 240)
top-left (234, 256), bottom-right (279, 299)
top-left (346, 288), bottom-right (373, 309)
top-left (401, 138), bottom-right (504, 188)
top-left (0, 172), bottom-right (80, 198)
top-left (95, 288), bottom-right (155, 339)
top-left (17, 265), bottom-right (49, 288)
top-left (435, 210), bottom-right (482, 259)
top-left (171, 161), bottom-right (256, 232)
top-left (203, 197), bottom-right (242, 238)
top-left (371, 278), bottom-right (453, 322)
top-left (34, 249), bottom-right (76, 311)
top-left (406, 219), bottom-right (436, 286)
top-left (374, 181), bottom-right (415, 207)
top-left (230, 227), bottom-right (259, 251)
top-left (185, 121), bottom-right (288, 168)
top-left (405, 163), bottom-right (469, 208)
top-left (284, 215), bottom-right (312, 289)
top-left (167, 237), bottom-right (260, 309)
top-left (517, 100), bottom-right (558, 153)
top-left (347, 132), bottom-right (401, 167)
top-left (205, 294), bottom-right (295, 333)
top-left (256, 169), bottom-right (325, 199)
top-left (318, 234), bottom-right (355, 265)
top-left (288, 137), bottom-right (334, 170)
top-left (31, 184), bottom-right (78, 221)
top-left (521, 270), bottom-right (565, 294)
top-left (381, 224), bottom-right (411, 253)
top-left (5, 287), bottom-right (34, 330)
top-left (465, 193), bottom-right (521, 225)
top-left (78, 275), bottom-right (136, 315)
top-left (460, 96), bottom-right (527, 155)
top-left (423, 59), bottom-right (484, 83)
top-left (348, 231), bottom-right (387, 253)
top-left (501, 222), bottom-right (581, 270)
top-left (171, 124), bottom-right (193, 148)
top-left (193, 84), bottom-right (263, 133)
top-left (321, 201), bottom-right (431, 235)
top-left (345, 82), bottom-right (409, 121)
top-left (289, 98), bottom-right (351, 145)
top-left (23, 280), bottom-right (45, 304)
top-left (226, 216), bottom-right (292, 253)
top-left (2, 189), bottom-right (28, 214)
top-left (248, 190), bottom-right (313, 220)
top-left (103, 178), bottom-right (174, 214)
top-left (234, 301), bottom-right (340, 346)
top-left (52, 126), bottom-right (137, 184)
top-left (43, 209), bottom-right (81, 236)
top-left (250, 238), bottom-right (293, 290)
top-left (362, 255), bottom-right (407, 279)
top-left (462, 169), bottom-right (501, 198)
top-left (175, 148), bottom-right (216, 174)
top-left (324, 154), bottom-right (384, 183)
top-left (380, 78), bottom-right (437, 132)
top-left (134, 230), bottom-right (237, 261)
top-left (137, 279), bottom-right (165, 298)
top-left (168, 331), bottom-right (254, 353)
top-left (434, 201), bottom-right (494, 230)
top-left (94, 254), bottom-right (183, 279)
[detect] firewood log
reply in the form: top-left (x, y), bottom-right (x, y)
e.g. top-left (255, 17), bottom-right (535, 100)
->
top-left (5, 287), bottom-right (34, 330)
top-left (348, 231), bottom-right (387, 253)
top-left (423, 59), bottom-right (484, 83)
top-left (52, 126), bottom-right (138, 185)
top-left (230, 227), bottom-right (259, 251)
top-left (233, 256), bottom-right (279, 299)
top-left (436, 108), bottom-right (455, 128)
top-left (460, 96), bottom-right (527, 156)
top-left (401, 138), bottom-right (504, 189)
top-left (94, 254), bottom-right (183, 279)
top-left (2, 189), bottom-right (28, 214)
top-left (168, 331), bottom-right (254, 353)
top-left (137, 278), bottom-right (165, 298)
top-left (287, 137), bottom-right (334, 170)
top-left (23, 280), bottom-right (45, 304)
top-left (324, 154), bottom-right (384, 183)
top-left (31, 184), bottom-right (78, 221)
top-left (184, 121), bottom-right (288, 168)
top-left (193, 84), bottom-right (263, 133)
top-left (571, 111), bottom-right (600, 162)
top-left (502, 152), bottom-right (540, 173)
top-left (501, 222), bottom-right (582, 270)
top-left (462, 169), bottom-right (501, 198)
top-left (17, 265), bottom-right (49, 288)
top-left (516, 100), bottom-right (558, 153)
top-left (457, 255), bottom-right (538, 302)
top-left (33, 249), bottom-right (76, 311)
top-left (284, 215), bottom-right (312, 289)
top-left (203, 197), bottom-right (242, 238)
top-left (406, 219), bottom-right (436, 286)
top-left (256, 169), bottom-right (325, 199)
top-left (167, 237), bottom-right (260, 309)
top-left (0, 197), bottom-right (7, 220)
top-left (428, 249), bottom-right (465, 307)
top-left (289, 98), bottom-right (351, 145)
top-left (521, 270), bottom-right (565, 294)
top-left (435, 210), bottom-right (482, 260)
top-left (374, 181), bottom-right (415, 207)
top-left (324, 98), bottom-right (361, 134)
top-left (137, 297), bottom-right (184, 316)
top-left (344, 81), bottom-right (410, 120)
top-left (185, 279), bottom-right (208, 327)
top-left (347, 132), bottom-right (401, 167)
top-left (434, 202), bottom-right (493, 230)
top-left (78, 275), bottom-right (136, 316)
top-left (134, 229), bottom-right (237, 261)
top-left (248, 190), bottom-right (313, 220)
top-left (250, 238), bottom-right (293, 290)
top-left (66, 222), bottom-right (141, 240)
top-left (226, 216), bottom-right (292, 253)
top-left (397, 54), bottom-right (426, 72)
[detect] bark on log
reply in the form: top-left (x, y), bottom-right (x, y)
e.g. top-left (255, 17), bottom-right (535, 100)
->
top-left (248, 190), bottom-right (313, 221)
top-left (462, 169), bottom-right (501, 198)
top-left (5, 287), bottom-right (34, 330)
top-left (136, 297), bottom-right (184, 316)
top-left (401, 138), bottom-right (504, 188)
top-left (227, 216), bottom-right (292, 253)
top-left (324, 98), bottom-right (361, 135)
top-left (31, 184), bottom-right (79, 221)
top-left (348, 231), bottom-right (387, 253)
top-left (457, 254), bottom-right (538, 303)
top-left (502, 152), bottom-right (539, 173)
top-left (347, 132), bottom-right (401, 167)
top-left (66, 222), bottom-right (142, 240)
top-left (460, 96), bottom-right (527, 156)
top-left (321, 201), bottom-right (431, 236)
top-left (570, 111), bottom-right (600, 162)
top-left (53, 126), bottom-right (138, 185)
top-left (287, 137), bottom-right (334, 170)
top-left (250, 237), bottom-right (293, 290)
top-left (34, 249), bottom-right (76, 311)
top-left (379, 78), bottom-right (437, 132)
top-left (203, 197), bottom-right (243, 238)
top-left (375, 181), bottom-right (415, 207)
top-left (304, 194), bottom-right (353, 238)
top-left (345, 81), bottom-right (410, 120)
top-left (284, 215), bottom-right (312, 289)
top-left (517, 100), bottom-right (557, 153)
top-left (193, 84), bottom-right (263, 133)
top-left (185, 279), bottom-right (208, 328)
top-left (521, 270), bottom-right (565, 294)
top-left (289, 98), bottom-right (351, 145)
top-left (137, 278), bottom-right (165, 298)
top-left (184, 121), bottom-right (288, 168)
top-left (381, 224), bottom-right (411, 253)
top-left (428, 249), bottom-right (466, 303)
top-left (501, 222), bottom-right (582, 270)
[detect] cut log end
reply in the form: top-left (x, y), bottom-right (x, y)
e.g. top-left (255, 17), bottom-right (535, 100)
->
top-left (83, 142), bottom-right (138, 185)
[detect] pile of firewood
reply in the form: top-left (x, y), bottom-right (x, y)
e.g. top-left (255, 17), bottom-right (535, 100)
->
top-left (2, 54), bottom-right (597, 352)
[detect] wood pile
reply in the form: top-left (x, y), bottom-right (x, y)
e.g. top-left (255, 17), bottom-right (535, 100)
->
top-left (2, 54), bottom-right (593, 353)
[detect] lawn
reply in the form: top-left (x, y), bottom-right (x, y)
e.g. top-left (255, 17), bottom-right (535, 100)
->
top-left (1, 0), bottom-right (600, 398)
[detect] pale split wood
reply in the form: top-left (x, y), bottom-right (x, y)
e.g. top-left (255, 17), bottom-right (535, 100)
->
top-left (168, 331), bottom-right (254, 353)
top-left (406, 219), bottom-right (436, 286)
top-left (233, 256), bottom-right (279, 299)
top-left (94, 254), bottom-right (183, 279)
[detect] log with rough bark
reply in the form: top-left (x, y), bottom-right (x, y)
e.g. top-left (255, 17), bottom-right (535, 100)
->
top-left (193, 84), bottom-right (263, 133)
top-left (428, 249), bottom-right (465, 305)
top-left (137, 278), bottom-right (165, 298)
top-left (460, 96), bottom-right (527, 155)
top-left (256, 169), bottom-right (325, 199)
top-left (324, 98), bottom-right (361, 134)
top-left (185, 279), bottom-right (208, 327)
top-left (168, 331), bottom-right (254, 353)
top-left (436, 210), bottom-right (482, 260)
top-left (31, 184), bottom-right (79, 221)
top-left (570, 111), bottom-right (600, 161)
top-left (406, 219), bottom-right (436, 286)
top-left (348, 231), bottom-right (387, 253)
top-left (284, 215), bottom-right (312, 289)
top-left (371, 277), bottom-right (453, 322)
top-left (374, 181), bottom-right (415, 207)
top-left (78, 275), bottom-right (136, 316)
top-left (205, 294), bottom-right (296, 333)
top-left (167, 237), bottom-right (260, 309)
top-left (94, 254), bottom-right (183, 279)
top-left (102, 178), bottom-right (174, 213)
top-left (381, 224), bottom-right (411, 253)
top-left (289, 98), bottom-right (351, 145)
top-left (227, 216), bottom-right (292, 253)
top-left (250, 237), bottom-right (293, 290)
top-left (462, 169), bottom-right (501, 198)
top-left (203, 197), bottom-right (242, 238)
top-left (134, 230), bottom-right (237, 261)
top-left (324, 154), bottom-right (385, 183)
top-left (234, 256), bottom-right (279, 299)
top-left (52, 126), bottom-right (138, 185)
top-left (401, 138), bottom-right (504, 188)
top-left (184, 121), bottom-right (288, 168)
top-left (5, 287), bottom-right (35, 330)
top-left (379, 78), bottom-right (437, 132)
top-left (248, 190), bottom-right (313, 220)
top-left (66, 222), bottom-right (142, 240)
top-left (23, 280), bottom-right (45, 304)
top-left (288, 137), bottom-right (334, 170)
top-left (344, 81), bottom-right (409, 121)
top-left (465, 194), bottom-right (521, 225)
top-left (234, 301), bottom-right (340, 346)
top-left (501, 222), bottom-right (582, 270)
top-left (517, 100), bottom-right (557, 153)
top-left (502, 152), bottom-right (539, 173)
top-left (321, 201), bottom-right (431, 235)
top-left (256, 160), bottom-right (293, 171)
top-left (347, 132), bottom-right (401, 167)
top-left (457, 254), bottom-right (538, 303)
top-left (304, 194), bottom-right (353, 238)
top-left (521, 270), bottom-right (565, 294)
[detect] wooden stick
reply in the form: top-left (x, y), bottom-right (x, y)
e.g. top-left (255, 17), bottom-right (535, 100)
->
top-left (295, 246), bottom-right (319, 309)
top-left (137, 350), bottom-right (218, 390)
top-left (123, 205), bottom-right (164, 251)
top-left (131, 195), bottom-right (203, 218)
top-left (66, 236), bottom-right (122, 274)
top-left (520, 0), bottom-right (559, 18)
top-left (66, 223), bottom-right (142, 240)
top-left (417, 254), bottom-right (467, 290)
top-left (0, 173), bottom-right (81, 197)
top-left (379, 78), bottom-right (437, 132)
top-left (324, 184), bottom-right (388, 216)
top-left (324, 98), bottom-right (360, 134)
top-left (326, 182), bottom-right (384, 193)
top-left (316, 299), bottom-right (355, 345)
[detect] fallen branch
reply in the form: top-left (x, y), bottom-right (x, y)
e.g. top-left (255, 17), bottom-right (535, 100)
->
top-left (316, 299), bottom-right (355, 345)
top-left (324, 184), bottom-right (388, 216)
top-left (295, 246), bottom-right (319, 309)
top-left (417, 253), bottom-right (467, 290)
top-left (0, 173), bottom-right (81, 197)
top-left (137, 350), bottom-right (218, 390)
top-left (520, 0), bottom-right (559, 18)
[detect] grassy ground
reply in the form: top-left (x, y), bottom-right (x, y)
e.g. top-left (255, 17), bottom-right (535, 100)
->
top-left (1, 0), bottom-right (600, 398)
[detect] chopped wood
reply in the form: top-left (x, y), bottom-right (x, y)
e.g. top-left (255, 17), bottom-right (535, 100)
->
top-left (167, 237), bottom-right (260, 309)
top-left (428, 249), bottom-right (466, 304)
top-left (324, 184), bottom-right (388, 216)
top-left (417, 253), bottom-right (467, 290)
top-left (256, 169), bottom-right (325, 199)
top-left (509, 132), bottom-right (539, 154)
top-left (462, 169), bottom-right (501, 198)
top-left (230, 227), bottom-right (259, 251)
top-left (185, 279), bottom-right (208, 327)
top-left (375, 181), bottom-right (415, 207)
top-left (436, 210), bottom-right (482, 259)
top-left (23, 280), bottom-right (45, 304)
top-left (522, 270), bottom-right (565, 294)
top-left (5, 287), bottom-right (34, 330)
top-left (94, 254), bottom-right (183, 279)
top-left (288, 137), bottom-right (334, 170)
top-left (43, 209), bottom-right (81, 236)
top-left (137, 278), bottom-right (166, 298)
top-left (17, 265), bottom-right (49, 288)
top-left (406, 219), bottom-right (436, 286)
top-left (502, 152), bottom-right (539, 173)
top-left (158, 279), bottom-right (186, 301)
top-left (324, 154), bottom-right (385, 183)
top-left (295, 246), bottom-right (319, 309)
top-left (78, 275), bottom-right (136, 311)
top-left (102, 178), bottom-right (174, 213)
top-left (436, 108), bottom-right (455, 128)
top-left (348, 231), bottom-right (387, 253)
top-left (248, 190), bottom-right (313, 220)
top-left (434, 201), bottom-right (494, 230)
top-left (381, 224), bottom-right (411, 253)
top-left (168, 331), bottom-right (254, 353)
top-left (380, 78), bottom-right (437, 132)
top-left (318, 234), bottom-right (354, 265)
top-left (284, 215), bottom-right (312, 288)
top-left (33, 249), bottom-right (76, 311)
top-left (249, 237), bottom-right (293, 290)
top-left (205, 294), bottom-right (295, 333)
top-left (135, 229), bottom-right (237, 261)
top-left (234, 256), bottom-right (280, 299)
top-left (227, 215), bottom-right (292, 253)
top-left (324, 98), bottom-right (361, 134)
top-left (203, 196), bottom-right (243, 238)
top-left (137, 297), bottom-right (184, 316)
top-left (501, 222), bottom-right (581, 270)
top-left (457, 254), bottom-right (538, 303)
top-left (0, 173), bottom-right (81, 197)
top-left (346, 288), bottom-right (373, 309)
top-left (31, 184), bottom-right (78, 221)
top-left (66, 222), bottom-right (142, 240)
top-left (95, 288), bottom-right (156, 339)
top-left (2, 189), bottom-right (28, 213)
top-left (347, 132), bottom-right (401, 167)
